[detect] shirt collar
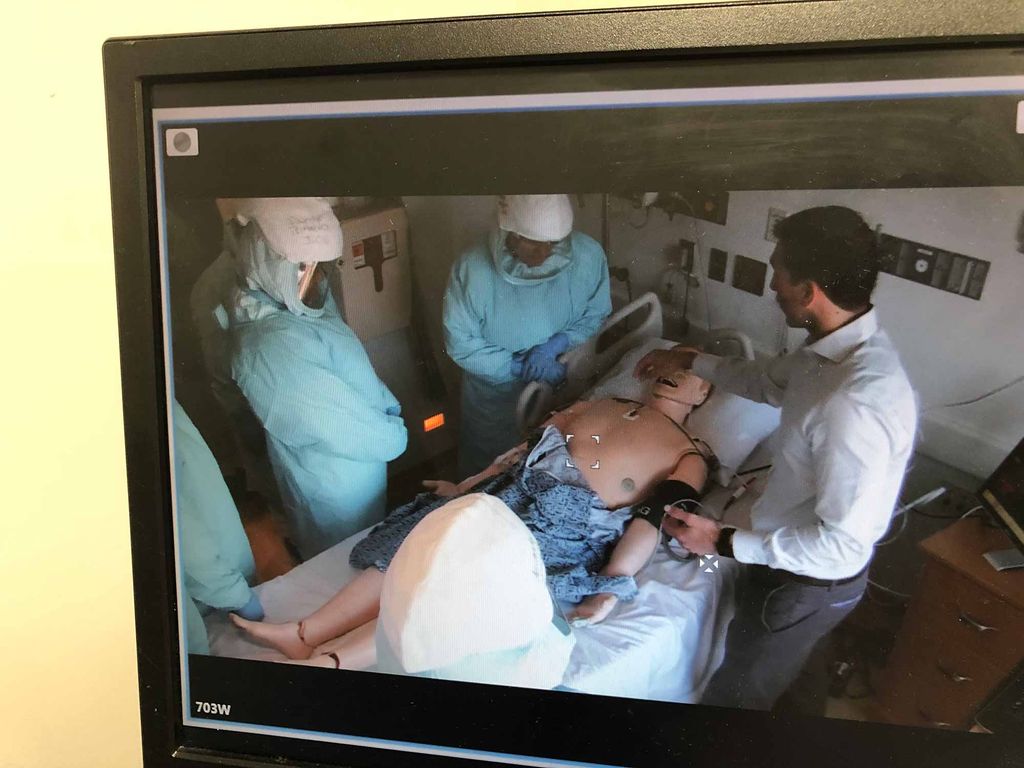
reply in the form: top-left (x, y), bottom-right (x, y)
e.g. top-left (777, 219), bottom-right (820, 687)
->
top-left (805, 307), bottom-right (878, 363)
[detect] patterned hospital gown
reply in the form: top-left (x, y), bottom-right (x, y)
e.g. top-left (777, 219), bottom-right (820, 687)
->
top-left (350, 426), bottom-right (637, 603)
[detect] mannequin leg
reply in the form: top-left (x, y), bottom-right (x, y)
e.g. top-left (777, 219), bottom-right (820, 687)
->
top-left (231, 568), bottom-right (385, 659)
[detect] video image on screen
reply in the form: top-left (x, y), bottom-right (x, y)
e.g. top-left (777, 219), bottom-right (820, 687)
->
top-left (153, 58), bottom-right (1024, 765)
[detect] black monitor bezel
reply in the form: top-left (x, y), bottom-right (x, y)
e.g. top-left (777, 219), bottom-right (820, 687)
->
top-left (980, 437), bottom-right (1024, 556)
top-left (103, 4), bottom-right (1024, 767)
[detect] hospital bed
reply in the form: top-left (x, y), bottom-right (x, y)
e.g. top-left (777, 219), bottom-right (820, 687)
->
top-left (207, 293), bottom-right (780, 703)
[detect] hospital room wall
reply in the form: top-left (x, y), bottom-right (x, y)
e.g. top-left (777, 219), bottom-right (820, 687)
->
top-left (602, 188), bottom-right (1024, 478)
top-left (402, 195), bottom-right (490, 400)
top-left (601, 195), bottom-right (787, 352)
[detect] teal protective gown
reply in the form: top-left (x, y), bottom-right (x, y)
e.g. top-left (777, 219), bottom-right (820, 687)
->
top-left (227, 225), bottom-right (408, 560)
top-left (184, 594), bottom-right (210, 656)
top-left (444, 229), bottom-right (611, 476)
top-left (173, 400), bottom-right (257, 653)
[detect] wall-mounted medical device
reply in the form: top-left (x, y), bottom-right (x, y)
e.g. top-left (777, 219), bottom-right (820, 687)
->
top-left (878, 233), bottom-right (990, 300)
top-left (708, 248), bottom-right (728, 282)
top-left (732, 254), bottom-right (767, 296)
top-left (336, 203), bottom-right (412, 341)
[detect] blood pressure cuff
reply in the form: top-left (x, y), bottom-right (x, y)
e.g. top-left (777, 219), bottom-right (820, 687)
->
top-left (631, 480), bottom-right (702, 529)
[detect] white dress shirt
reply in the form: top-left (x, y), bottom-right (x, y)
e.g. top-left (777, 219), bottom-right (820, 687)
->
top-left (693, 309), bottom-right (918, 579)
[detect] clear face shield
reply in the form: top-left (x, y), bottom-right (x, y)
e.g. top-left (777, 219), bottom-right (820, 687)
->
top-left (505, 232), bottom-right (559, 267)
top-left (297, 261), bottom-right (327, 309)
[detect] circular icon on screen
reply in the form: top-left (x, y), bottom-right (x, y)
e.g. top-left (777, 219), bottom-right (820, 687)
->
top-left (165, 127), bottom-right (199, 157)
top-left (915, 259), bottom-right (929, 273)
top-left (172, 132), bottom-right (192, 153)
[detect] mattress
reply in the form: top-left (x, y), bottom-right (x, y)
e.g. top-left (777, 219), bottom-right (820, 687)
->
top-left (206, 524), bottom-right (743, 702)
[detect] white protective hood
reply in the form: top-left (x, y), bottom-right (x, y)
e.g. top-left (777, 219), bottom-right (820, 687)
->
top-left (376, 493), bottom-right (573, 687)
top-left (234, 197), bottom-right (343, 265)
top-left (498, 194), bottom-right (573, 242)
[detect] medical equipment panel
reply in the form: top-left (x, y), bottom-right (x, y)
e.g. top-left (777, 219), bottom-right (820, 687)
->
top-left (336, 203), bottom-right (412, 341)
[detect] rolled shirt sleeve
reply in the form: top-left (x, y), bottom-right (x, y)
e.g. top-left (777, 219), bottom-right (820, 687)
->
top-left (730, 393), bottom-right (899, 578)
top-left (693, 352), bottom-right (788, 407)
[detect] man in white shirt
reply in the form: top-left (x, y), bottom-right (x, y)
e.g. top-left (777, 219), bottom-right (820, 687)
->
top-left (635, 206), bottom-right (917, 711)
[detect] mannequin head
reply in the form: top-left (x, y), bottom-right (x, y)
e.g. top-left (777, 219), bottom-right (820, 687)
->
top-left (645, 369), bottom-right (712, 424)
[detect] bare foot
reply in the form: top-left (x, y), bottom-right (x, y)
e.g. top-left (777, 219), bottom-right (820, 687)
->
top-left (566, 593), bottom-right (619, 627)
top-left (229, 614), bottom-right (312, 660)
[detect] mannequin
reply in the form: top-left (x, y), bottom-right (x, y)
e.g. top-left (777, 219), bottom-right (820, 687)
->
top-left (232, 368), bottom-right (715, 663)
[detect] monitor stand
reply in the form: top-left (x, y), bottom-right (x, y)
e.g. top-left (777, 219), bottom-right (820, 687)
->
top-left (983, 548), bottom-right (1024, 572)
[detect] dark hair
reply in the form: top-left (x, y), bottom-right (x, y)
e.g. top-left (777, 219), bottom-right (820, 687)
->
top-left (772, 206), bottom-right (880, 310)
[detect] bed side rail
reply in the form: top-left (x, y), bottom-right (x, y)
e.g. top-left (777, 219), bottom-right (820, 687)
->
top-left (701, 327), bottom-right (755, 361)
top-left (516, 292), bottom-right (663, 432)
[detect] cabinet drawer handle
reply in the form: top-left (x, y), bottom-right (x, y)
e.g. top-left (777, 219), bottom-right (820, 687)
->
top-left (957, 609), bottom-right (997, 633)
top-left (918, 707), bottom-right (951, 728)
top-left (936, 662), bottom-right (972, 684)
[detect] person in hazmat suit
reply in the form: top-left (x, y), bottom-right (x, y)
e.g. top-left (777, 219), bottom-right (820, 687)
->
top-left (443, 194), bottom-right (611, 476)
top-left (173, 399), bottom-right (262, 654)
top-left (224, 197), bottom-right (408, 560)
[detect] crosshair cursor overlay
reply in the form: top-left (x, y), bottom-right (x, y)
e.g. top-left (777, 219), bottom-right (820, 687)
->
top-left (699, 556), bottom-right (720, 574)
top-left (564, 434), bottom-right (601, 469)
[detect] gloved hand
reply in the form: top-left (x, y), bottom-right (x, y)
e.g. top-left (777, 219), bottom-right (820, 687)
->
top-left (522, 333), bottom-right (571, 381)
top-left (520, 355), bottom-right (566, 386)
top-left (511, 351), bottom-right (528, 380)
top-left (536, 359), bottom-right (567, 386)
top-left (533, 332), bottom-right (571, 360)
top-left (234, 591), bottom-right (265, 621)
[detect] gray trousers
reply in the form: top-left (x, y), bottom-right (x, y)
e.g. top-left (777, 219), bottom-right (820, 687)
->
top-left (701, 564), bottom-right (867, 711)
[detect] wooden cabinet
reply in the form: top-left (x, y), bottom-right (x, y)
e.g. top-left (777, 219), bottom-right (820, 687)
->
top-left (875, 518), bottom-right (1024, 730)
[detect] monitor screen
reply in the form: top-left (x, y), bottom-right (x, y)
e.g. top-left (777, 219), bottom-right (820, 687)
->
top-left (105, 9), bottom-right (1024, 768)
top-left (981, 438), bottom-right (1024, 554)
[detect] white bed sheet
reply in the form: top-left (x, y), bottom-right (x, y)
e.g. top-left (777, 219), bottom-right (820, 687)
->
top-left (206, 524), bottom-right (743, 702)
top-left (206, 334), bottom-right (770, 702)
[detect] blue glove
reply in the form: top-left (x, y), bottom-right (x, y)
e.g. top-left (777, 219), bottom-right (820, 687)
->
top-left (536, 359), bottom-right (567, 386)
top-left (534, 332), bottom-right (571, 359)
top-left (234, 591), bottom-right (265, 621)
top-left (511, 352), bottom-right (527, 380)
top-left (522, 333), bottom-right (571, 380)
top-left (520, 355), bottom-right (566, 386)
top-left (521, 354), bottom-right (547, 383)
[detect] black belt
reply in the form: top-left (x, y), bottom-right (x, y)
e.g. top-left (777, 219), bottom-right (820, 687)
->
top-left (757, 564), bottom-right (868, 588)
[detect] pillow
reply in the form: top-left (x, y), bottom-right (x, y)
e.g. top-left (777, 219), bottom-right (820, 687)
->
top-left (586, 337), bottom-right (675, 403)
top-left (586, 338), bottom-right (780, 486)
top-left (685, 387), bottom-right (780, 487)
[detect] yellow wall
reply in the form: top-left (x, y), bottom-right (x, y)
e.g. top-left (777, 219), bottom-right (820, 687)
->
top-left (0, 2), bottom-right (684, 766)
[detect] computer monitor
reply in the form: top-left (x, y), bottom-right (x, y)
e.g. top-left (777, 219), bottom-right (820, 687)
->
top-left (980, 437), bottom-right (1024, 571)
top-left (103, 4), bottom-right (1024, 768)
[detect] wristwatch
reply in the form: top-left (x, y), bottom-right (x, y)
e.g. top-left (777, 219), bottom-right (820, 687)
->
top-left (717, 526), bottom-right (736, 558)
